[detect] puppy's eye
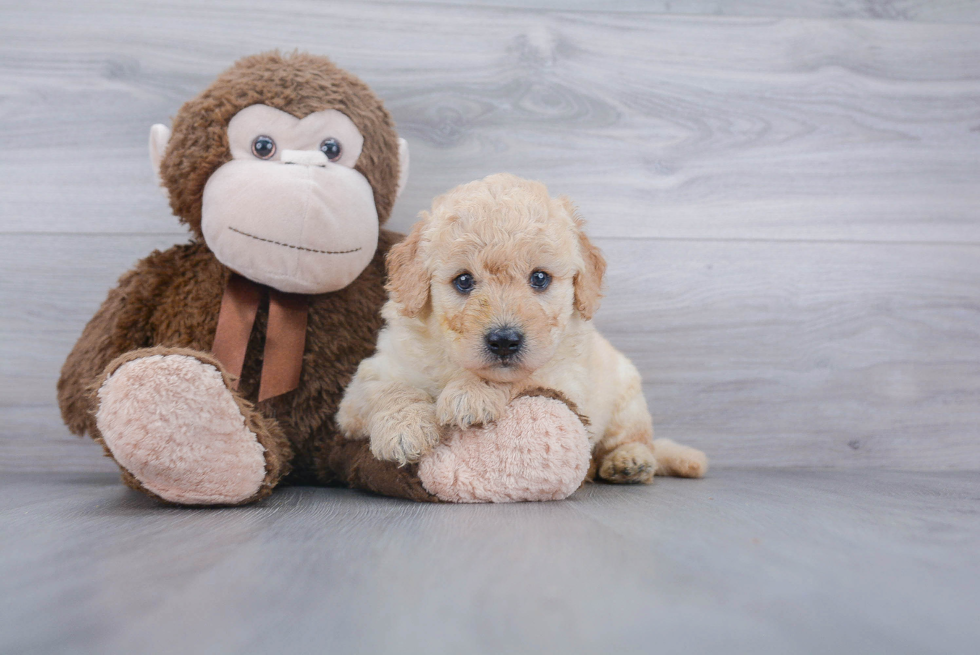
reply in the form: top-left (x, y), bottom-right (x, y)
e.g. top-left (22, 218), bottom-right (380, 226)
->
top-left (319, 137), bottom-right (342, 162)
top-left (530, 270), bottom-right (552, 291)
top-left (251, 135), bottom-right (276, 160)
top-left (453, 273), bottom-right (475, 294)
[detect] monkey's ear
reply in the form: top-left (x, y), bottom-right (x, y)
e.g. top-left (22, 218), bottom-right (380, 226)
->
top-left (559, 196), bottom-right (606, 321)
top-left (396, 138), bottom-right (410, 200)
top-left (148, 124), bottom-right (171, 198)
top-left (385, 214), bottom-right (430, 318)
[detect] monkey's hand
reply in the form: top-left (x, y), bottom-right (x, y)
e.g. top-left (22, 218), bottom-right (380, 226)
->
top-left (436, 374), bottom-right (510, 429)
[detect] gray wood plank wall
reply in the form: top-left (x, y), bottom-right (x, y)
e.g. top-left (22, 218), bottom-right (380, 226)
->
top-left (1, 0), bottom-right (978, 471)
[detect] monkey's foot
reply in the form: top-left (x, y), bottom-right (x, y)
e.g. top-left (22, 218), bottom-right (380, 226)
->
top-left (417, 394), bottom-right (591, 503)
top-left (95, 351), bottom-right (269, 505)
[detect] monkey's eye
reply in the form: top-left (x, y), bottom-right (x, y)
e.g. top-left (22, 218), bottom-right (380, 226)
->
top-left (530, 270), bottom-right (552, 291)
top-left (453, 273), bottom-right (475, 294)
top-left (251, 136), bottom-right (276, 160)
top-left (319, 138), bottom-right (342, 162)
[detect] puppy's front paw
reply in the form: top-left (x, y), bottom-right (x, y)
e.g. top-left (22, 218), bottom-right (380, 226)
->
top-left (436, 380), bottom-right (509, 429)
top-left (598, 442), bottom-right (657, 484)
top-left (370, 402), bottom-right (441, 466)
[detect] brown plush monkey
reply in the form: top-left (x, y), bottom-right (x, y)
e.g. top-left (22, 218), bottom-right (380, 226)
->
top-left (57, 52), bottom-right (449, 504)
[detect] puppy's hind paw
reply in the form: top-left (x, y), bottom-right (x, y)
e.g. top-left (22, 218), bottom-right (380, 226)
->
top-left (598, 442), bottom-right (657, 484)
top-left (369, 403), bottom-right (441, 465)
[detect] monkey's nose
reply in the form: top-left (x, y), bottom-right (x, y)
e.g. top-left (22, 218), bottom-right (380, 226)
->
top-left (280, 150), bottom-right (328, 167)
top-left (485, 327), bottom-right (524, 358)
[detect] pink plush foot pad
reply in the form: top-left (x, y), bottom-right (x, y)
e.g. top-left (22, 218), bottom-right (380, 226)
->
top-left (96, 354), bottom-right (267, 505)
top-left (418, 396), bottom-right (591, 503)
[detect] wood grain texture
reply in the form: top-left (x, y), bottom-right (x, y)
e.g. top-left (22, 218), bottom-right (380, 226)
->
top-left (1, 1), bottom-right (979, 241)
top-left (3, 234), bottom-right (977, 470)
top-left (2, 470), bottom-right (978, 653)
top-left (414, 0), bottom-right (980, 23)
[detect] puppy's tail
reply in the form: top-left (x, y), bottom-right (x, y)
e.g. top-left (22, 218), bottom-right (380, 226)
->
top-left (652, 438), bottom-right (708, 478)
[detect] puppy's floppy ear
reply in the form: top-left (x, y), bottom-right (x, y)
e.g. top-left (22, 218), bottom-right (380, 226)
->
top-left (386, 214), bottom-right (430, 318)
top-left (560, 196), bottom-right (606, 321)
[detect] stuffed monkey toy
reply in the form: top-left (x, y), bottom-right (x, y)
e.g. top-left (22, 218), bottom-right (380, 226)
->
top-left (57, 52), bottom-right (591, 505)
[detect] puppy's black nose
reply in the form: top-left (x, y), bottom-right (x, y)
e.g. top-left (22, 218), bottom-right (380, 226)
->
top-left (486, 327), bottom-right (524, 358)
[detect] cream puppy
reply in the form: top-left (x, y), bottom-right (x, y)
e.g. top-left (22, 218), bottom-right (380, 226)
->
top-left (338, 173), bottom-right (706, 483)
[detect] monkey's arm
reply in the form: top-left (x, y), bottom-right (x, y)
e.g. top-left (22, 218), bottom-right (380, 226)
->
top-left (57, 268), bottom-right (155, 437)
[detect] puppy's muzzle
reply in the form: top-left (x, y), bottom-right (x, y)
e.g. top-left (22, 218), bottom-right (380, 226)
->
top-left (485, 327), bottom-right (524, 360)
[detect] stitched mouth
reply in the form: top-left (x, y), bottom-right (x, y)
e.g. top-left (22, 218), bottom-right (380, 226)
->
top-left (228, 226), bottom-right (362, 255)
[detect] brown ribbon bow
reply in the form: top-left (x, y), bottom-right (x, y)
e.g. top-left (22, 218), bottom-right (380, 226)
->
top-left (211, 274), bottom-right (309, 402)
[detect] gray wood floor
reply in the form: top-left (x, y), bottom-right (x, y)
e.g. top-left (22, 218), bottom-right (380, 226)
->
top-left (2, 470), bottom-right (978, 654)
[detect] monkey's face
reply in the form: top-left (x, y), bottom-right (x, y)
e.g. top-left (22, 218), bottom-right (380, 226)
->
top-left (199, 104), bottom-right (380, 294)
